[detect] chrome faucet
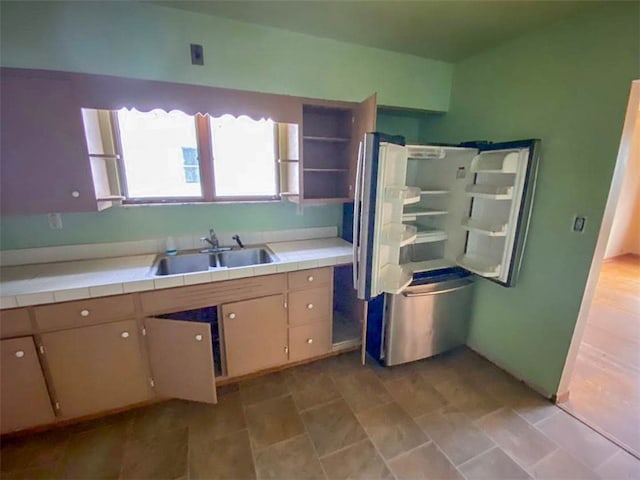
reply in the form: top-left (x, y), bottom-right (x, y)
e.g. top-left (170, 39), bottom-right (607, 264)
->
top-left (232, 234), bottom-right (244, 249)
top-left (201, 228), bottom-right (220, 250)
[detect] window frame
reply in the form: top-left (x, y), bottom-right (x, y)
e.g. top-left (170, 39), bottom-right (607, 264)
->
top-left (112, 111), bottom-right (282, 204)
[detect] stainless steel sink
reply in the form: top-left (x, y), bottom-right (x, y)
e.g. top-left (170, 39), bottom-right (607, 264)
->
top-left (216, 248), bottom-right (275, 268)
top-left (153, 247), bottom-right (277, 275)
top-left (154, 253), bottom-right (216, 275)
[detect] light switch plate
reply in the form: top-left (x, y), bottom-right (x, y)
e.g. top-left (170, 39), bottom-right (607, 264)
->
top-left (572, 215), bottom-right (586, 233)
top-left (48, 213), bottom-right (63, 229)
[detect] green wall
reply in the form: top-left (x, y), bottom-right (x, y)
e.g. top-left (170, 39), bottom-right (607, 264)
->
top-left (0, 0), bottom-right (452, 250)
top-left (420, 2), bottom-right (640, 395)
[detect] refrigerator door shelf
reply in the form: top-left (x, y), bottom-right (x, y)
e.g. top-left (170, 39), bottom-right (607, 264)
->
top-left (465, 184), bottom-right (513, 200)
top-left (471, 150), bottom-right (521, 173)
top-left (461, 218), bottom-right (507, 237)
top-left (420, 189), bottom-right (450, 195)
top-left (407, 145), bottom-right (446, 160)
top-left (385, 185), bottom-right (421, 205)
top-left (456, 254), bottom-right (500, 277)
top-left (382, 223), bottom-right (417, 248)
top-left (380, 264), bottom-right (413, 294)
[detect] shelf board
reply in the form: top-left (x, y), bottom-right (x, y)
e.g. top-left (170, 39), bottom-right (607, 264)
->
top-left (456, 254), bottom-right (500, 277)
top-left (304, 168), bottom-right (349, 172)
top-left (303, 136), bottom-right (350, 143)
top-left (420, 190), bottom-right (450, 195)
top-left (402, 206), bottom-right (448, 220)
top-left (415, 227), bottom-right (448, 244)
top-left (301, 197), bottom-right (351, 205)
top-left (406, 259), bottom-right (454, 273)
top-left (382, 224), bottom-right (417, 248)
top-left (461, 218), bottom-right (507, 237)
top-left (465, 184), bottom-right (513, 200)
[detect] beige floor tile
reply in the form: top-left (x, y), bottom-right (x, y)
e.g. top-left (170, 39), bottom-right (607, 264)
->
top-left (57, 421), bottom-right (128, 480)
top-left (475, 408), bottom-right (556, 467)
top-left (357, 401), bottom-right (429, 460)
top-left (388, 442), bottom-right (464, 480)
top-left (244, 395), bottom-right (305, 449)
top-left (239, 371), bottom-right (292, 406)
top-left (386, 373), bottom-right (447, 418)
top-left (186, 392), bottom-right (246, 441)
top-left (333, 369), bottom-right (392, 413)
top-left (189, 429), bottom-right (256, 480)
top-left (415, 405), bottom-right (494, 465)
top-left (595, 449), bottom-right (640, 479)
top-left (415, 356), bottom-right (461, 386)
top-left (529, 449), bottom-right (599, 479)
top-left (536, 410), bottom-right (619, 469)
top-left (458, 447), bottom-right (531, 479)
top-left (320, 439), bottom-right (393, 480)
top-left (120, 426), bottom-right (188, 479)
top-left (0, 430), bottom-right (69, 474)
top-left (324, 350), bottom-right (364, 379)
top-left (289, 370), bottom-right (341, 411)
top-left (433, 376), bottom-right (502, 420)
top-left (253, 434), bottom-right (325, 480)
top-left (0, 466), bottom-right (63, 480)
top-left (129, 399), bottom-right (190, 438)
top-left (301, 398), bottom-right (367, 457)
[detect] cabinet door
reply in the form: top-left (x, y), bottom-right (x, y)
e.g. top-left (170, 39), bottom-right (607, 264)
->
top-left (0, 69), bottom-right (96, 215)
top-left (222, 295), bottom-right (287, 377)
top-left (348, 93), bottom-right (377, 200)
top-left (1, 337), bottom-right (55, 433)
top-left (41, 320), bottom-right (151, 419)
top-left (145, 318), bottom-right (216, 404)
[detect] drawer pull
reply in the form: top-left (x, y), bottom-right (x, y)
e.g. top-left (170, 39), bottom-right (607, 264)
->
top-left (306, 338), bottom-right (313, 344)
top-left (15, 350), bottom-right (25, 358)
top-left (307, 303), bottom-right (314, 310)
top-left (80, 309), bottom-right (90, 317)
top-left (308, 275), bottom-right (314, 282)
top-left (120, 331), bottom-right (130, 339)
top-left (195, 334), bottom-right (203, 342)
top-left (284, 345), bottom-right (289, 353)
top-left (228, 313), bottom-right (236, 319)
top-left (71, 190), bottom-right (80, 198)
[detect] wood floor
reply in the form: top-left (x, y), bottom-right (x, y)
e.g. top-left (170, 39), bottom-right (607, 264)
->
top-left (563, 254), bottom-right (640, 457)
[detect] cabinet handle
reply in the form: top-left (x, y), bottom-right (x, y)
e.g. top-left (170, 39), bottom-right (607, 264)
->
top-left (15, 350), bottom-right (25, 358)
top-left (228, 313), bottom-right (236, 319)
top-left (307, 303), bottom-right (314, 310)
top-left (120, 331), bottom-right (130, 339)
top-left (308, 275), bottom-right (314, 282)
top-left (284, 345), bottom-right (289, 353)
top-left (306, 338), bottom-right (313, 344)
top-left (80, 309), bottom-right (90, 317)
top-left (195, 334), bottom-right (203, 341)
top-left (71, 190), bottom-right (80, 198)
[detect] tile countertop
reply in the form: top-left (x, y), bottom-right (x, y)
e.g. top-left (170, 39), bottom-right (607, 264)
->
top-left (0, 237), bottom-right (353, 309)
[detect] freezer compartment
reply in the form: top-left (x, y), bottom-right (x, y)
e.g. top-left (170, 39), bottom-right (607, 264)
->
top-left (384, 272), bottom-right (473, 366)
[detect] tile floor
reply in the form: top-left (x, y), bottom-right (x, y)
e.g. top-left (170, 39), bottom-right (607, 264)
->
top-left (2, 347), bottom-right (639, 479)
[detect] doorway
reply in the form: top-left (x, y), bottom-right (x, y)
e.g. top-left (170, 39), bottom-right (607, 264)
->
top-left (557, 80), bottom-right (640, 457)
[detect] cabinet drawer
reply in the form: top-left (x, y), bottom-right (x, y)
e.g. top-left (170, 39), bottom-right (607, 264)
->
top-left (289, 322), bottom-right (331, 362)
top-left (289, 287), bottom-right (331, 325)
top-left (288, 267), bottom-right (332, 290)
top-left (0, 308), bottom-right (32, 338)
top-left (33, 295), bottom-right (135, 331)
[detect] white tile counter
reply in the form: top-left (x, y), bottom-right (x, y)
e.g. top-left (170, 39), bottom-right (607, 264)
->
top-left (0, 238), bottom-right (353, 309)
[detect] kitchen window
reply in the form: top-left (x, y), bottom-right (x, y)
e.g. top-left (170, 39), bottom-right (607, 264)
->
top-left (82, 108), bottom-right (289, 203)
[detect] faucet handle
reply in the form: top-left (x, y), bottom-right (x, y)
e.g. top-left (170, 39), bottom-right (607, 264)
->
top-left (209, 228), bottom-right (216, 238)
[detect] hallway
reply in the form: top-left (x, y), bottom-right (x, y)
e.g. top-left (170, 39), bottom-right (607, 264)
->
top-left (562, 254), bottom-right (640, 457)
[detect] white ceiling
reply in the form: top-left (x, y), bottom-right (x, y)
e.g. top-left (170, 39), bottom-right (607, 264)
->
top-left (153, 0), bottom-right (611, 62)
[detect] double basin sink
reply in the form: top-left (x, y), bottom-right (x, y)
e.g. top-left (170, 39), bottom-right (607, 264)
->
top-left (154, 247), bottom-right (277, 276)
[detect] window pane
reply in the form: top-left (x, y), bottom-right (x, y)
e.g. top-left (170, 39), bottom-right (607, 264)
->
top-left (117, 109), bottom-right (201, 198)
top-left (210, 115), bottom-right (277, 197)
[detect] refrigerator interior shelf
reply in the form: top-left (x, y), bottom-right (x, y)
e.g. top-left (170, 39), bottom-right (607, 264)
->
top-left (385, 186), bottom-right (421, 205)
top-left (380, 264), bottom-right (413, 294)
top-left (406, 259), bottom-right (454, 273)
top-left (382, 224), bottom-right (418, 247)
top-left (461, 218), bottom-right (507, 237)
top-left (471, 151), bottom-right (520, 173)
top-left (456, 254), bottom-right (500, 277)
top-left (402, 206), bottom-right (448, 220)
top-left (414, 227), bottom-right (448, 244)
top-left (465, 184), bottom-right (513, 200)
top-left (407, 145), bottom-right (446, 160)
top-left (420, 189), bottom-right (450, 195)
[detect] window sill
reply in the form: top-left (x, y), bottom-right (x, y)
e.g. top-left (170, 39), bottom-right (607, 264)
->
top-left (119, 199), bottom-right (285, 208)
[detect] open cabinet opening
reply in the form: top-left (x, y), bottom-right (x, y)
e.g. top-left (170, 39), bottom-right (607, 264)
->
top-left (333, 264), bottom-right (364, 351)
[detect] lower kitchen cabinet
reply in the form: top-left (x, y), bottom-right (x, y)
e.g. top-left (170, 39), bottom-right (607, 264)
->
top-left (222, 294), bottom-right (288, 377)
top-left (1, 337), bottom-right (55, 433)
top-left (289, 321), bottom-right (331, 362)
top-left (41, 319), bottom-right (151, 418)
top-left (145, 317), bottom-right (217, 404)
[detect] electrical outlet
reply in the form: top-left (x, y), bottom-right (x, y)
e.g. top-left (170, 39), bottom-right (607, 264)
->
top-left (572, 215), bottom-right (586, 233)
top-left (48, 213), bottom-right (63, 230)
